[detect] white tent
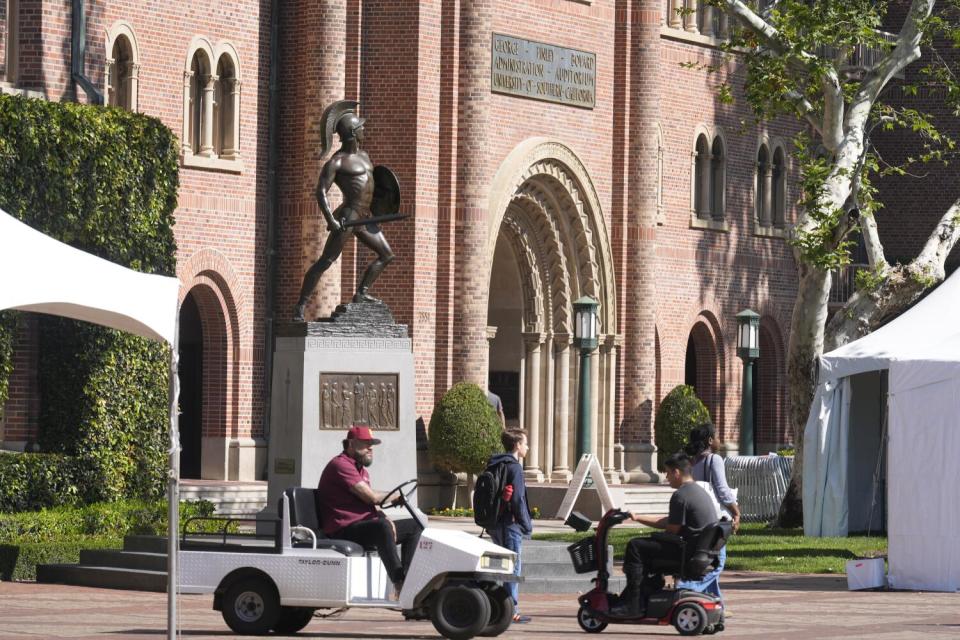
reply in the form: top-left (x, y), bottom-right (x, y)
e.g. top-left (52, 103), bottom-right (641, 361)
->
top-left (803, 268), bottom-right (960, 592)
top-left (0, 209), bottom-right (184, 635)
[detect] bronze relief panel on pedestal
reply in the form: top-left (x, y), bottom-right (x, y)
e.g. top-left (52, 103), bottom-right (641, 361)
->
top-left (319, 373), bottom-right (399, 430)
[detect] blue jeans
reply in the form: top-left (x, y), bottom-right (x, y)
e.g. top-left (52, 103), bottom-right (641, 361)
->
top-left (676, 544), bottom-right (726, 600)
top-left (490, 524), bottom-right (523, 608)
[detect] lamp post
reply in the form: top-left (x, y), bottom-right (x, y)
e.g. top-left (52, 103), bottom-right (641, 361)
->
top-left (573, 296), bottom-right (600, 460)
top-left (736, 309), bottom-right (760, 456)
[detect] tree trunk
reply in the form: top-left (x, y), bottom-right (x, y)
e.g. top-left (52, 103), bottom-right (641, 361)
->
top-left (777, 265), bottom-right (830, 527)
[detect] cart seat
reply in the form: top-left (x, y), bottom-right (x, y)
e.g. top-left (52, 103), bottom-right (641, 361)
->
top-left (283, 487), bottom-right (365, 556)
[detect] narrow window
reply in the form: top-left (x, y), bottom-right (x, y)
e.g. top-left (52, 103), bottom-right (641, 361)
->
top-left (710, 135), bottom-right (725, 220)
top-left (772, 146), bottom-right (786, 227)
top-left (695, 134), bottom-right (711, 219)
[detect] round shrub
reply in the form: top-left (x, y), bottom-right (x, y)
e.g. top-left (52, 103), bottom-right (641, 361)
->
top-left (428, 382), bottom-right (503, 475)
top-left (655, 385), bottom-right (711, 470)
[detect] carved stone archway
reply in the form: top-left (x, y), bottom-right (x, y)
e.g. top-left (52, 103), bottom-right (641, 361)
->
top-left (487, 140), bottom-right (619, 483)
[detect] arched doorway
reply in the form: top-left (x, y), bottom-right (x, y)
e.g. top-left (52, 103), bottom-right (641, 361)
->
top-left (684, 321), bottom-right (719, 424)
top-left (486, 141), bottom-right (618, 483)
top-left (178, 292), bottom-right (203, 479)
top-left (756, 321), bottom-right (784, 452)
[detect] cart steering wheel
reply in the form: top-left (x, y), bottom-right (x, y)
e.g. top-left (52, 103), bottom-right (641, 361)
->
top-left (378, 478), bottom-right (419, 509)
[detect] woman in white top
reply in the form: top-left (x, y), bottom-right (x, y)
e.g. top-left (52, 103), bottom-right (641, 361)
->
top-left (676, 422), bottom-right (740, 601)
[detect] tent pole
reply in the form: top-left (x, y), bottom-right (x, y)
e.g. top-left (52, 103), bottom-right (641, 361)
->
top-left (167, 318), bottom-right (181, 640)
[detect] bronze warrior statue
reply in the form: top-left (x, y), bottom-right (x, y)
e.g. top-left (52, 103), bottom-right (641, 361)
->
top-left (293, 100), bottom-right (401, 322)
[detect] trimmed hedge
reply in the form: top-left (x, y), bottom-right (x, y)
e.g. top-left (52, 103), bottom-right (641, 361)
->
top-left (0, 499), bottom-right (215, 580)
top-left (0, 94), bottom-right (179, 508)
top-left (654, 385), bottom-right (711, 470)
top-left (428, 382), bottom-right (503, 475)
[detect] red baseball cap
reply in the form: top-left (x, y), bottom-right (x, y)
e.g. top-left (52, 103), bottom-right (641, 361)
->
top-left (346, 424), bottom-right (381, 444)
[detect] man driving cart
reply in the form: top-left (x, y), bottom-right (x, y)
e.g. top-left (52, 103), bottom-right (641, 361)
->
top-left (317, 424), bottom-right (421, 592)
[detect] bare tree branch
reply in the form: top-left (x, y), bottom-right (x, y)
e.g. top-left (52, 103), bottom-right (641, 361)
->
top-left (858, 0), bottom-right (935, 105)
top-left (914, 197), bottom-right (960, 277)
top-left (860, 213), bottom-right (888, 271)
top-left (821, 73), bottom-right (845, 152)
top-left (785, 89), bottom-right (824, 136)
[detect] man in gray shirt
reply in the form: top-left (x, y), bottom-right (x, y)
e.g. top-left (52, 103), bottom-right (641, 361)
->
top-left (612, 452), bottom-right (718, 616)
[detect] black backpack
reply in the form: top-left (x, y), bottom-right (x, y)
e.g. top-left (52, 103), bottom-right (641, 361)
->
top-left (473, 459), bottom-right (511, 530)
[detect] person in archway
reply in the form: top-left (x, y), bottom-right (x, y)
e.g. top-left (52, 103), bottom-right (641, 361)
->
top-left (293, 100), bottom-right (399, 321)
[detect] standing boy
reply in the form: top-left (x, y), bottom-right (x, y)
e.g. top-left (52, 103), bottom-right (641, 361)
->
top-left (486, 428), bottom-right (532, 623)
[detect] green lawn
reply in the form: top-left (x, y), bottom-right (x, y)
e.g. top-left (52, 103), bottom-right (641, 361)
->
top-left (534, 523), bottom-right (887, 574)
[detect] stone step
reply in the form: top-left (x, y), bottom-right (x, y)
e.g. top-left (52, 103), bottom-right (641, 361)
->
top-left (36, 564), bottom-right (166, 592)
top-left (79, 550), bottom-right (167, 572)
top-left (519, 575), bottom-right (625, 595)
top-left (180, 481), bottom-right (268, 516)
top-left (123, 535), bottom-right (168, 554)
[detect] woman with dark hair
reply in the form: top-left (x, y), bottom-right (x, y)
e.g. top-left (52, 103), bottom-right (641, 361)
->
top-left (677, 422), bottom-right (740, 603)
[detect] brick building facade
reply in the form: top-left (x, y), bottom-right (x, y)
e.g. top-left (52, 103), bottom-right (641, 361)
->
top-left (1, 0), bottom-right (798, 484)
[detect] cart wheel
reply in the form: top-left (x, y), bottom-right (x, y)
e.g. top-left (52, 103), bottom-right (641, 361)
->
top-left (221, 577), bottom-right (280, 635)
top-left (673, 602), bottom-right (708, 636)
top-left (702, 624), bottom-right (717, 635)
top-left (479, 587), bottom-right (514, 637)
top-left (273, 606), bottom-right (315, 634)
top-left (430, 585), bottom-right (492, 640)
top-left (577, 605), bottom-right (608, 633)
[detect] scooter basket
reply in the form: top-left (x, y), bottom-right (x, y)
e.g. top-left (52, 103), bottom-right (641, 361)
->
top-left (567, 536), bottom-right (598, 574)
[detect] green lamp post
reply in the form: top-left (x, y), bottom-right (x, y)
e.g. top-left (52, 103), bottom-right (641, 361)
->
top-left (573, 296), bottom-right (600, 460)
top-left (736, 309), bottom-right (760, 456)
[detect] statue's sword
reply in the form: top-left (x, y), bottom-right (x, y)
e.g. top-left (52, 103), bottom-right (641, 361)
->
top-left (341, 213), bottom-right (409, 228)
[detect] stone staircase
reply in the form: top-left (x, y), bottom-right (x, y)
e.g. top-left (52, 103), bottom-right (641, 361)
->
top-left (179, 479), bottom-right (267, 516)
top-left (518, 539), bottom-right (624, 594)
top-left (620, 483), bottom-right (673, 516)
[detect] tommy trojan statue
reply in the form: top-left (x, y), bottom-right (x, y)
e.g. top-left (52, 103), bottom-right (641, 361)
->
top-left (293, 100), bottom-right (402, 322)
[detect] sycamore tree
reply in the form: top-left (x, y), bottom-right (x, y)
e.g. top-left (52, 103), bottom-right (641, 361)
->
top-left (698, 0), bottom-right (960, 525)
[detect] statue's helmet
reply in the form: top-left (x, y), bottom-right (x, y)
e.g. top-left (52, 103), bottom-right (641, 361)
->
top-left (335, 111), bottom-right (365, 142)
top-left (320, 100), bottom-right (363, 157)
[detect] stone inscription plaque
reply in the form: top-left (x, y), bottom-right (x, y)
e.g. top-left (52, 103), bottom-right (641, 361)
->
top-left (490, 33), bottom-right (596, 109)
top-left (320, 373), bottom-right (399, 430)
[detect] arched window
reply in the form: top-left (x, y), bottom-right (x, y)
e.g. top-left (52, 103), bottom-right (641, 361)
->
top-left (710, 135), bottom-right (725, 220)
top-left (3, 0), bottom-right (19, 83)
top-left (214, 54), bottom-right (240, 160)
top-left (694, 134), bottom-right (711, 219)
top-left (772, 146), bottom-right (786, 227)
top-left (182, 39), bottom-right (242, 171)
top-left (108, 36), bottom-right (133, 109)
top-left (105, 23), bottom-right (140, 111)
top-left (189, 50), bottom-right (212, 155)
top-left (756, 144), bottom-right (771, 226)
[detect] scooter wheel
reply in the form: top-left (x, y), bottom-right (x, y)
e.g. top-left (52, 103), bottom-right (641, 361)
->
top-left (673, 602), bottom-right (708, 636)
top-left (577, 606), bottom-right (608, 633)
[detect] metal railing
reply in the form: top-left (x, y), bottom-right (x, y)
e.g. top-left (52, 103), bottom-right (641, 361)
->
top-left (830, 263), bottom-right (868, 305)
top-left (724, 455), bottom-right (794, 523)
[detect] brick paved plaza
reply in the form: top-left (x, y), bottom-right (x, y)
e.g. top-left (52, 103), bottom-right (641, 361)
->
top-left (2, 573), bottom-right (958, 639)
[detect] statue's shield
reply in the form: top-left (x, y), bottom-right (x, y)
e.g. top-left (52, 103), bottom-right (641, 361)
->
top-left (371, 166), bottom-right (401, 217)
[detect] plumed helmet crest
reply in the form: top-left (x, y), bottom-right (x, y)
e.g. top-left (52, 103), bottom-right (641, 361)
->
top-left (321, 100), bottom-right (361, 157)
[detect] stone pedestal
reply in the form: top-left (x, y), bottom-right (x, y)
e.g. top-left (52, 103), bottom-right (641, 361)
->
top-left (263, 301), bottom-right (417, 518)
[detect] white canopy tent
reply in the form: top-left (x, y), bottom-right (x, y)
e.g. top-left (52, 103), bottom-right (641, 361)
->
top-left (0, 209), bottom-right (184, 635)
top-left (803, 268), bottom-right (960, 592)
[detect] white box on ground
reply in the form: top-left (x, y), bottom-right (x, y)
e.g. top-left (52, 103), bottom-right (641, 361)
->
top-left (846, 557), bottom-right (886, 590)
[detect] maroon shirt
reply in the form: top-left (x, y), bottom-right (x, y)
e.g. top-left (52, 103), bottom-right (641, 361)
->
top-left (317, 452), bottom-right (377, 534)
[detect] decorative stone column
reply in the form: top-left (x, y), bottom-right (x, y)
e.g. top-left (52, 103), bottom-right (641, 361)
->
top-left (667, 0), bottom-right (682, 28)
top-left (762, 161), bottom-right (773, 227)
top-left (199, 73), bottom-right (217, 157)
top-left (522, 331), bottom-right (545, 482)
top-left (552, 333), bottom-right (572, 482)
top-left (181, 70), bottom-right (194, 155)
top-left (700, 3), bottom-right (714, 37)
top-left (590, 332), bottom-right (601, 458)
top-left (543, 333), bottom-right (555, 481)
top-left (602, 335), bottom-right (621, 483)
top-left (221, 78), bottom-right (241, 160)
top-left (684, 0), bottom-right (698, 33)
top-left (128, 63), bottom-right (141, 111)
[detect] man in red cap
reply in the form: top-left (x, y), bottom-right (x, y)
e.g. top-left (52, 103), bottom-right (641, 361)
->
top-left (317, 424), bottom-right (420, 590)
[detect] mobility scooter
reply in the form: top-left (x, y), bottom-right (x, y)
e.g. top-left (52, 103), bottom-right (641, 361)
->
top-left (568, 509), bottom-right (729, 636)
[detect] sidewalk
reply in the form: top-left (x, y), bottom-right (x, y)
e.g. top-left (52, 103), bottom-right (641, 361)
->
top-left (2, 574), bottom-right (959, 639)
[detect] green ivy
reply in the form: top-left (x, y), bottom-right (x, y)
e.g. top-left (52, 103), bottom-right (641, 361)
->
top-left (0, 452), bottom-right (83, 512)
top-left (0, 312), bottom-right (15, 409)
top-left (0, 94), bottom-right (179, 508)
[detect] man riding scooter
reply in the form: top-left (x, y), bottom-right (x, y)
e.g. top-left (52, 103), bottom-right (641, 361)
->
top-left (612, 452), bottom-right (718, 616)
